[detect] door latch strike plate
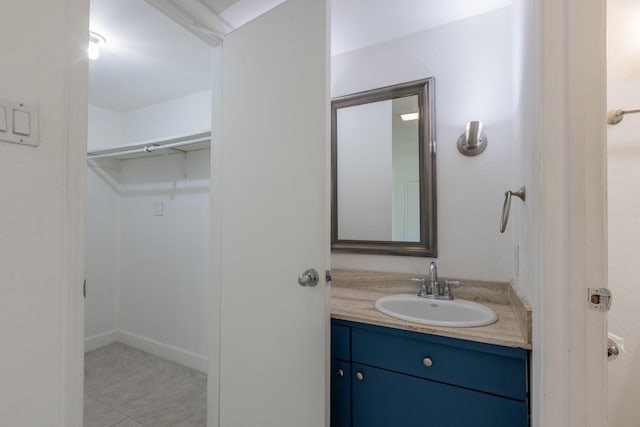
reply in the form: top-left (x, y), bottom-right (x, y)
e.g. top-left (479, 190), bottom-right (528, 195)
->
top-left (588, 288), bottom-right (611, 312)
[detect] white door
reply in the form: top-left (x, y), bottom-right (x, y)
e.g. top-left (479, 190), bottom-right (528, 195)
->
top-left (539, 0), bottom-right (608, 425)
top-left (565, 0), bottom-right (609, 425)
top-left (214, 0), bottom-right (328, 425)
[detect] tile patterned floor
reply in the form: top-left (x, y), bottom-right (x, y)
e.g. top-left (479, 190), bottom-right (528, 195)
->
top-left (84, 342), bottom-right (207, 427)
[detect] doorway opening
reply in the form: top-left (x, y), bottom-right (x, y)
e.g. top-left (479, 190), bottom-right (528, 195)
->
top-left (606, 0), bottom-right (640, 424)
top-left (84, 0), bottom-right (213, 425)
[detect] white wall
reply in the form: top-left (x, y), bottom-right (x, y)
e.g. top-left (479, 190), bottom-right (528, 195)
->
top-left (331, 8), bottom-right (513, 281)
top-left (85, 167), bottom-right (120, 343)
top-left (85, 91), bottom-right (211, 370)
top-left (117, 152), bottom-right (210, 366)
top-left (0, 0), bottom-right (87, 425)
top-left (510, 0), bottom-right (540, 307)
top-left (88, 90), bottom-right (212, 151)
top-left (123, 90), bottom-right (212, 144)
top-left (87, 105), bottom-right (124, 149)
top-left (85, 107), bottom-right (122, 344)
top-left (607, 0), bottom-right (640, 423)
top-left (510, 0), bottom-right (542, 425)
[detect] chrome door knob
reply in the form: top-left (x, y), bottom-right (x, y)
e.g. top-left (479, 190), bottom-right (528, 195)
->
top-left (355, 372), bottom-right (364, 381)
top-left (608, 338), bottom-right (620, 361)
top-left (423, 357), bottom-right (433, 367)
top-left (336, 368), bottom-right (344, 377)
top-left (298, 268), bottom-right (319, 287)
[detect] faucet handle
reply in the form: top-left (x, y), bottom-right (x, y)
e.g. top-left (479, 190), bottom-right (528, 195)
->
top-left (444, 280), bottom-right (463, 287)
top-left (443, 280), bottom-right (463, 299)
top-left (411, 277), bottom-right (428, 297)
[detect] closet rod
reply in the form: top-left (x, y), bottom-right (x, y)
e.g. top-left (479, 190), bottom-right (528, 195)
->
top-left (607, 108), bottom-right (640, 125)
top-left (87, 136), bottom-right (210, 160)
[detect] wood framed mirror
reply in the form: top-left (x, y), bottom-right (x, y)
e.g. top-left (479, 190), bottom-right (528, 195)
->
top-left (331, 78), bottom-right (437, 256)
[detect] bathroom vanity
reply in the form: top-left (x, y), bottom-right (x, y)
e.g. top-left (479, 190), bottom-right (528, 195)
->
top-left (331, 320), bottom-right (528, 427)
top-left (330, 270), bottom-right (531, 427)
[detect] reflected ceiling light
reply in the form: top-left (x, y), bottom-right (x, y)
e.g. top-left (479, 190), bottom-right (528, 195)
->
top-left (88, 31), bottom-right (106, 60)
top-left (400, 112), bottom-right (419, 121)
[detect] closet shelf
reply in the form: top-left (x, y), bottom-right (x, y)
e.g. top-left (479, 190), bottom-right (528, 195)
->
top-left (87, 131), bottom-right (211, 160)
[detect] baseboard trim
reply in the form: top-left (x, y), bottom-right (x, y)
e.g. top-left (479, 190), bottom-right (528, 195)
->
top-left (84, 330), bottom-right (118, 352)
top-left (84, 329), bottom-right (208, 372)
top-left (116, 330), bottom-right (208, 373)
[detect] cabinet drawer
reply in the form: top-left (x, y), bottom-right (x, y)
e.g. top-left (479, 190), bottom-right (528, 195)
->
top-left (351, 363), bottom-right (527, 427)
top-left (351, 326), bottom-right (527, 400)
top-left (331, 323), bottom-right (351, 361)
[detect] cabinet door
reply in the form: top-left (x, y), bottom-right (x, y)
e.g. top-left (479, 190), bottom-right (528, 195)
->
top-left (351, 363), bottom-right (527, 427)
top-left (331, 359), bottom-right (351, 427)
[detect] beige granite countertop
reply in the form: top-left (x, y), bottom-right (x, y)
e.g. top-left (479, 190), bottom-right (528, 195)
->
top-left (330, 269), bottom-right (532, 350)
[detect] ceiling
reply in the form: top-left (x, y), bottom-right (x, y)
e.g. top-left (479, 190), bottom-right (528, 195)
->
top-left (89, 0), bottom-right (511, 112)
top-left (89, 0), bottom-right (214, 112)
top-left (331, 0), bottom-right (511, 55)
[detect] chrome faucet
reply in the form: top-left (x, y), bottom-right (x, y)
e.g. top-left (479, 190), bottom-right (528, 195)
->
top-left (412, 261), bottom-right (464, 300)
top-left (428, 261), bottom-right (438, 296)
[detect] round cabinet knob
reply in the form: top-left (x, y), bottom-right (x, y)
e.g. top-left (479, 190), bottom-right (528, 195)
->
top-left (336, 368), bottom-right (344, 377)
top-left (355, 372), bottom-right (364, 381)
top-left (423, 357), bottom-right (433, 367)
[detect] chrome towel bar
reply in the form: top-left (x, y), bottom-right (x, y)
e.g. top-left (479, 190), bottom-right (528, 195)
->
top-left (500, 186), bottom-right (526, 233)
top-left (607, 108), bottom-right (640, 125)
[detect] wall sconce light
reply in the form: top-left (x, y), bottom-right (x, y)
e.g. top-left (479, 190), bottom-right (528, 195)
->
top-left (457, 121), bottom-right (488, 156)
top-left (88, 31), bottom-right (106, 60)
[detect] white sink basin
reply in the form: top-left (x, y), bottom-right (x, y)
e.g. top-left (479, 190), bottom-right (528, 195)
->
top-left (374, 294), bottom-right (497, 328)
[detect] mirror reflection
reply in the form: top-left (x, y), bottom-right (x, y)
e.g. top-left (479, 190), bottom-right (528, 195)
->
top-left (337, 96), bottom-right (420, 242)
top-left (331, 79), bottom-right (437, 256)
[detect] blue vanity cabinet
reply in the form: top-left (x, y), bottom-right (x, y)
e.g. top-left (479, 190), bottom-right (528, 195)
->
top-left (331, 319), bottom-right (529, 427)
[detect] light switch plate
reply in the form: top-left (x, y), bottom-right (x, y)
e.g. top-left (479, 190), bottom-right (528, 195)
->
top-left (13, 108), bottom-right (31, 136)
top-left (153, 201), bottom-right (164, 216)
top-left (0, 106), bottom-right (7, 133)
top-left (0, 99), bottom-right (38, 146)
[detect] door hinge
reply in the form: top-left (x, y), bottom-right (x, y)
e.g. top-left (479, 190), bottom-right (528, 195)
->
top-left (83, 279), bottom-right (86, 298)
top-left (588, 288), bottom-right (611, 312)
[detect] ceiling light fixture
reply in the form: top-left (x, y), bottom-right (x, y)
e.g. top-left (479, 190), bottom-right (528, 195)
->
top-left (88, 31), bottom-right (106, 60)
top-left (400, 112), bottom-right (419, 121)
